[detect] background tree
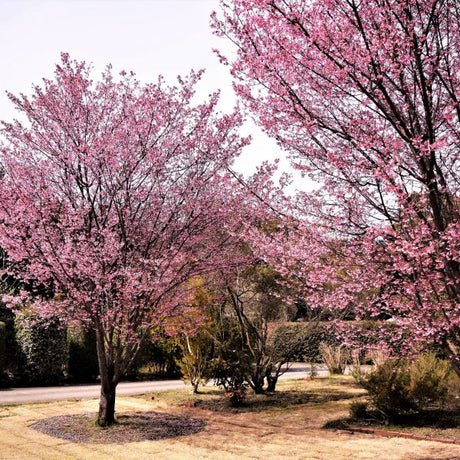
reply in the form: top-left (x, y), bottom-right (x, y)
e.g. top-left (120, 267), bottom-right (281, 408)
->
top-left (170, 277), bottom-right (215, 394)
top-left (223, 263), bottom-right (297, 393)
top-left (213, 0), bottom-right (460, 374)
top-left (0, 54), bottom-right (249, 425)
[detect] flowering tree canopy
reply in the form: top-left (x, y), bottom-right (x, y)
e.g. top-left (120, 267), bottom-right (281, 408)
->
top-left (213, 1), bottom-right (460, 373)
top-left (0, 54), bottom-right (250, 424)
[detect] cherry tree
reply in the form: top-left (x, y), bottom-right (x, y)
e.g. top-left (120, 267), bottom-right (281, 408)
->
top-left (213, 1), bottom-right (460, 373)
top-left (0, 55), bottom-right (250, 425)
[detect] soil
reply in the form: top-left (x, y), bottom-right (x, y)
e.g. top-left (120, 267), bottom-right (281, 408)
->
top-left (30, 411), bottom-right (205, 444)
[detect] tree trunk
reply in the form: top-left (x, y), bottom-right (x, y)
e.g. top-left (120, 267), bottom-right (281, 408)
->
top-left (248, 370), bottom-right (265, 394)
top-left (95, 326), bottom-right (119, 426)
top-left (442, 340), bottom-right (460, 379)
top-left (252, 379), bottom-right (265, 394)
top-left (190, 380), bottom-right (199, 394)
top-left (266, 374), bottom-right (278, 393)
top-left (98, 379), bottom-right (117, 426)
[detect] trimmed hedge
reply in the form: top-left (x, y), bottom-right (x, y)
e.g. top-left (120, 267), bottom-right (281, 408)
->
top-left (272, 320), bottom-right (404, 363)
top-left (15, 314), bottom-right (68, 385)
top-left (272, 322), bottom-right (339, 363)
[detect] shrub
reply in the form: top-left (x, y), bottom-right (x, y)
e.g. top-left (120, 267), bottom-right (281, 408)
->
top-left (212, 355), bottom-right (248, 407)
top-left (362, 358), bottom-right (414, 418)
top-left (362, 353), bottom-right (452, 419)
top-left (349, 401), bottom-right (368, 419)
top-left (15, 314), bottom-right (68, 385)
top-left (319, 342), bottom-right (349, 374)
top-left (225, 388), bottom-right (247, 407)
top-left (409, 352), bottom-right (450, 408)
top-left (0, 303), bottom-right (21, 381)
top-left (210, 318), bottom-right (250, 406)
top-left (176, 332), bottom-right (213, 394)
top-left (68, 328), bottom-right (99, 382)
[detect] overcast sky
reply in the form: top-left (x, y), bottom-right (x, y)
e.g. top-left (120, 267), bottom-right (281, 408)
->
top-left (0, 0), bottom-right (296, 181)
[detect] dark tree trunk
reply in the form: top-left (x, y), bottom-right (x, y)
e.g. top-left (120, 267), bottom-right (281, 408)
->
top-left (450, 356), bottom-right (460, 379)
top-left (249, 366), bottom-right (266, 394)
top-left (95, 326), bottom-right (119, 426)
top-left (252, 378), bottom-right (265, 394)
top-left (266, 372), bottom-right (278, 393)
top-left (98, 379), bottom-right (117, 426)
top-left (442, 340), bottom-right (460, 379)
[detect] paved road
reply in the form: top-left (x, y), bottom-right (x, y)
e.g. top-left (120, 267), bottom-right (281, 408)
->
top-left (0, 363), bottom-right (325, 405)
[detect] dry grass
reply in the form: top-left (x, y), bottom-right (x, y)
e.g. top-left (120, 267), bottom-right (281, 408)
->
top-left (0, 376), bottom-right (459, 459)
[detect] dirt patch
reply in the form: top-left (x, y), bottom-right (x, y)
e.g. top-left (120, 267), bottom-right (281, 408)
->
top-left (30, 411), bottom-right (205, 444)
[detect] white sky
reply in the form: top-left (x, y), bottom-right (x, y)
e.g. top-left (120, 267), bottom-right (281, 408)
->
top-left (0, 0), bottom-right (299, 182)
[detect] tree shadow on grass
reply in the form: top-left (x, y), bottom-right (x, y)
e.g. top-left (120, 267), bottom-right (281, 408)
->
top-left (30, 412), bottom-right (206, 444)
top-left (194, 388), bottom-right (357, 413)
top-left (324, 409), bottom-right (460, 433)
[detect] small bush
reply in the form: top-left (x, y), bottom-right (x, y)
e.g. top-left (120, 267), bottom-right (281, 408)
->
top-left (0, 303), bottom-right (21, 382)
top-left (224, 388), bottom-right (247, 407)
top-left (211, 348), bottom-right (249, 407)
top-left (176, 332), bottom-right (213, 394)
top-left (362, 358), bottom-right (414, 418)
top-left (410, 352), bottom-right (450, 408)
top-left (349, 401), bottom-right (368, 419)
top-left (361, 353), bottom-right (453, 419)
top-left (319, 342), bottom-right (348, 374)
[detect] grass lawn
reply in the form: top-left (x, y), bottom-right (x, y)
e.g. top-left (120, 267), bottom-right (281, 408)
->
top-left (0, 376), bottom-right (459, 459)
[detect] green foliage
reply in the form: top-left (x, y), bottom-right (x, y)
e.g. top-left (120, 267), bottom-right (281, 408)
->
top-left (361, 353), bottom-right (452, 419)
top-left (210, 317), bottom-right (250, 404)
top-left (213, 354), bottom-right (248, 407)
top-left (362, 358), bottom-right (415, 418)
top-left (0, 302), bottom-right (20, 380)
top-left (176, 332), bottom-right (213, 393)
top-left (409, 352), bottom-right (451, 408)
top-left (349, 401), bottom-right (368, 419)
top-left (14, 314), bottom-right (68, 385)
top-left (224, 387), bottom-right (247, 407)
top-left (68, 328), bottom-right (99, 382)
top-left (134, 336), bottom-right (181, 378)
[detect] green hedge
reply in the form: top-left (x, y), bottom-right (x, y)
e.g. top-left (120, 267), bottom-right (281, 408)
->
top-left (272, 321), bottom-right (404, 363)
top-left (15, 314), bottom-right (68, 385)
top-left (272, 322), bottom-right (338, 363)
